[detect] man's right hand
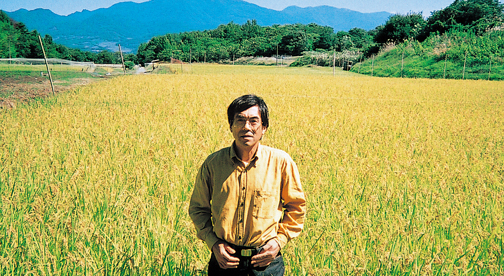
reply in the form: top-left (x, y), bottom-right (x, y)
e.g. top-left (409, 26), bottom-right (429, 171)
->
top-left (212, 240), bottom-right (240, 269)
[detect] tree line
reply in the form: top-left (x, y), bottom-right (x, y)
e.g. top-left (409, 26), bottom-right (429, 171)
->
top-left (373, 0), bottom-right (503, 45)
top-left (136, 20), bottom-right (375, 65)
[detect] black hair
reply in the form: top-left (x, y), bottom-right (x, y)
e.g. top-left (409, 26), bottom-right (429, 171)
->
top-left (227, 94), bottom-right (269, 128)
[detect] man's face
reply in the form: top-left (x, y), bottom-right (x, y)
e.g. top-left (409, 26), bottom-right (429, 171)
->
top-left (231, 105), bottom-right (267, 150)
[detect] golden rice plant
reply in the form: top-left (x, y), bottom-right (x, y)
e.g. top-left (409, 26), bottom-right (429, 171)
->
top-left (0, 64), bottom-right (502, 275)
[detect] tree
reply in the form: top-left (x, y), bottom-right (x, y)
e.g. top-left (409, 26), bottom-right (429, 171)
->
top-left (348, 28), bottom-right (373, 49)
top-left (335, 31), bottom-right (353, 51)
top-left (137, 42), bottom-right (157, 65)
top-left (68, 48), bottom-right (87, 61)
top-left (0, 12), bottom-right (18, 58)
top-left (374, 13), bottom-right (426, 44)
top-left (55, 44), bottom-right (71, 60)
top-left (94, 50), bottom-right (117, 64)
top-left (241, 20), bottom-right (263, 40)
top-left (124, 61), bottom-right (135, 70)
top-left (280, 29), bottom-right (313, 56)
top-left (123, 53), bottom-right (138, 65)
top-left (305, 23), bottom-right (335, 50)
top-left (418, 0), bottom-right (504, 40)
top-left (211, 22), bottom-right (242, 42)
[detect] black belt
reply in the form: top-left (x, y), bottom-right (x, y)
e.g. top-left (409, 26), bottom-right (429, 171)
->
top-left (228, 244), bottom-right (259, 257)
top-left (227, 244), bottom-right (263, 272)
top-left (213, 243), bottom-right (280, 272)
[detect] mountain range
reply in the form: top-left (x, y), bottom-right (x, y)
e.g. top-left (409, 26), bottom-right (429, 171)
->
top-left (5, 0), bottom-right (391, 53)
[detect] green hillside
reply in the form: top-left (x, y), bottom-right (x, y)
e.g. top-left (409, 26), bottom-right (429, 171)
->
top-left (353, 28), bottom-right (504, 80)
top-left (349, 0), bottom-right (504, 80)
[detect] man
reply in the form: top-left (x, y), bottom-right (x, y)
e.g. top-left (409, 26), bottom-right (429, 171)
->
top-left (189, 94), bottom-right (306, 276)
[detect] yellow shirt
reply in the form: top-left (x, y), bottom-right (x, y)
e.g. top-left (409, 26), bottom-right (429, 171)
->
top-left (189, 143), bottom-right (306, 250)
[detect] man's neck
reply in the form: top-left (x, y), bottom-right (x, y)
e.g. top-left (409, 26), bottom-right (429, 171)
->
top-left (234, 143), bottom-right (259, 163)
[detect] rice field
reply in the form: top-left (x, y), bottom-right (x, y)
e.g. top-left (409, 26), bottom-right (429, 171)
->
top-left (0, 64), bottom-right (503, 275)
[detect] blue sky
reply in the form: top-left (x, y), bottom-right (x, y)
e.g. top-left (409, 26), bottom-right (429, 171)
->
top-left (0, 0), bottom-right (465, 16)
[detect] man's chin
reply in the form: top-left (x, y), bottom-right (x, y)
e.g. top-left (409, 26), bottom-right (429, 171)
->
top-left (237, 140), bottom-right (257, 148)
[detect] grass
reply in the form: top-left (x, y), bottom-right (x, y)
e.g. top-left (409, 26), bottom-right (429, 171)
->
top-left (0, 64), bottom-right (112, 107)
top-left (0, 64), bottom-right (503, 275)
top-left (0, 65), bottom-right (95, 86)
top-left (354, 45), bottom-right (504, 81)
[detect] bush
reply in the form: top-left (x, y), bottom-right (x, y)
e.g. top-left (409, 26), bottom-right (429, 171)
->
top-left (124, 61), bottom-right (135, 70)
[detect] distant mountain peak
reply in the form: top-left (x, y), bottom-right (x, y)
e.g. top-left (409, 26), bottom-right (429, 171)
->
top-left (6, 0), bottom-right (390, 53)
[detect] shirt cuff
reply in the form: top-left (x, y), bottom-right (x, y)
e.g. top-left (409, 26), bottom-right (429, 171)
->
top-left (205, 233), bottom-right (220, 250)
top-left (275, 234), bottom-right (289, 249)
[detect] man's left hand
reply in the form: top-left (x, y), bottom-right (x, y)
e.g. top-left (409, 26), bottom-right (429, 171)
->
top-left (251, 239), bottom-right (280, 268)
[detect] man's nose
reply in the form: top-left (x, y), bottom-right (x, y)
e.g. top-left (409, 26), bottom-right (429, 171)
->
top-left (243, 120), bottom-right (253, 130)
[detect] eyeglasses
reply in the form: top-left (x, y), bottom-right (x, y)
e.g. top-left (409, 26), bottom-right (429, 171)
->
top-left (233, 116), bottom-right (262, 128)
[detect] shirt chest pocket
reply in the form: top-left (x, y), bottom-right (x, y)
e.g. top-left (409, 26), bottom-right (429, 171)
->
top-left (252, 190), bottom-right (279, 219)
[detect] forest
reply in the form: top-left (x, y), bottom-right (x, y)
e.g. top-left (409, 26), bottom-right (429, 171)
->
top-left (1, 0), bottom-right (503, 69)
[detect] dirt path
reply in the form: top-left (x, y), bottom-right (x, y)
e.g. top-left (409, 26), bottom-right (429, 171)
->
top-left (0, 74), bottom-right (103, 110)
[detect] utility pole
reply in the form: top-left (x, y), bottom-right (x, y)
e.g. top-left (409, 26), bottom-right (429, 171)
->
top-left (276, 44), bottom-right (279, 66)
top-left (371, 55), bottom-right (375, 77)
top-left (38, 35), bottom-right (55, 95)
top-left (333, 51), bottom-right (336, 76)
top-left (118, 44), bottom-right (126, 75)
top-left (463, 51), bottom-right (467, 80)
top-left (443, 54), bottom-right (448, 79)
top-left (401, 50), bottom-right (405, 78)
top-left (488, 55), bottom-right (492, 81)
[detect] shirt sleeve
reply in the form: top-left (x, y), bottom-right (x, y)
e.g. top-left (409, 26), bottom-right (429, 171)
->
top-left (276, 155), bottom-right (306, 248)
top-left (188, 161), bottom-right (220, 250)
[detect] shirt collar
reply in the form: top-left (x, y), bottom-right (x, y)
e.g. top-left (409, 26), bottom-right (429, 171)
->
top-left (230, 142), bottom-right (262, 164)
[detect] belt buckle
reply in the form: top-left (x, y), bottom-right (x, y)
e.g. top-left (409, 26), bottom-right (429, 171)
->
top-left (241, 249), bottom-right (253, 257)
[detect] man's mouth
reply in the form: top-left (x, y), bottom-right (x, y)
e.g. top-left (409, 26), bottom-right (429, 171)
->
top-left (241, 133), bottom-right (254, 138)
